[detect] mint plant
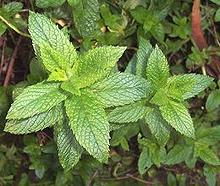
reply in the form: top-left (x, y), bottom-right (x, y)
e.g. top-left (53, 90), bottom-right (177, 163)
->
top-left (109, 38), bottom-right (213, 146)
top-left (4, 12), bottom-right (151, 170)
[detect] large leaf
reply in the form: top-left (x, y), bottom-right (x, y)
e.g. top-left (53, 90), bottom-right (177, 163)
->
top-left (7, 82), bottom-right (67, 119)
top-left (65, 90), bottom-right (110, 162)
top-left (146, 45), bottom-right (169, 90)
top-left (91, 73), bottom-right (152, 107)
top-left (68, 0), bottom-right (100, 37)
top-left (4, 105), bottom-right (62, 134)
top-left (145, 107), bottom-right (170, 146)
top-left (28, 12), bottom-right (77, 68)
top-left (108, 101), bottom-right (147, 123)
top-left (76, 46), bottom-right (126, 88)
top-left (159, 100), bottom-right (195, 138)
top-left (55, 118), bottom-right (83, 170)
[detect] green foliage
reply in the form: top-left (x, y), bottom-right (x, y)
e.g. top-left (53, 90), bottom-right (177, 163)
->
top-left (1, 1), bottom-right (220, 185)
top-left (4, 12), bottom-right (149, 170)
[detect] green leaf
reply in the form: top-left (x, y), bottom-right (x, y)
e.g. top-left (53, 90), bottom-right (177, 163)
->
top-left (28, 12), bottom-right (77, 68)
top-left (36, 0), bottom-right (66, 8)
top-left (196, 126), bottom-right (220, 145)
top-left (91, 73), bottom-right (152, 107)
top-left (215, 8), bottom-right (220, 22)
top-left (4, 105), bottom-right (62, 134)
top-left (0, 87), bottom-right (9, 118)
top-left (65, 90), bottom-right (109, 162)
top-left (100, 4), bottom-right (125, 33)
top-left (126, 38), bottom-right (153, 77)
top-left (151, 23), bottom-right (165, 43)
top-left (3, 2), bottom-right (23, 16)
top-left (108, 101), bottom-right (147, 123)
top-left (138, 138), bottom-right (165, 167)
top-left (130, 6), bottom-right (148, 24)
top-left (210, 0), bottom-right (220, 5)
top-left (203, 165), bottom-right (217, 186)
top-left (167, 173), bottom-right (177, 186)
top-left (166, 74), bottom-right (196, 101)
top-left (145, 108), bottom-right (170, 146)
top-left (39, 42), bottom-right (74, 76)
top-left (146, 45), bottom-right (169, 90)
top-left (136, 38), bottom-right (153, 78)
top-left (150, 88), bottom-right (170, 106)
top-left (69, 0), bottom-right (100, 37)
top-left (206, 90), bottom-right (220, 112)
top-left (7, 82), bottom-right (67, 119)
top-left (138, 148), bottom-right (152, 175)
top-left (165, 144), bottom-right (192, 165)
top-left (159, 100), bottom-right (195, 138)
top-left (76, 46), bottom-right (126, 88)
top-left (0, 22), bottom-right (7, 36)
top-left (168, 74), bottom-right (213, 100)
top-left (195, 144), bottom-right (220, 165)
top-left (27, 58), bottom-right (47, 84)
top-left (55, 119), bottom-right (83, 170)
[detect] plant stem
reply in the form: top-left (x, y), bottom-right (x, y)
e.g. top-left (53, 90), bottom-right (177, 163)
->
top-left (0, 15), bottom-right (30, 38)
top-left (3, 37), bottom-right (22, 87)
top-left (201, 65), bottom-right (207, 76)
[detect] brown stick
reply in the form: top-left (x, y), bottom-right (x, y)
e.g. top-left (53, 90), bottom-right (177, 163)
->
top-left (0, 38), bottom-right (6, 74)
top-left (3, 37), bottom-right (22, 87)
top-left (192, 0), bottom-right (207, 49)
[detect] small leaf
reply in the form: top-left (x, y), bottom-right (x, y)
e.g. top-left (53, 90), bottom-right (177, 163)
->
top-left (196, 126), bottom-right (220, 145)
top-left (126, 38), bottom-right (153, 77)
top-left (167, 172), bottom-right (177, 186)
top-left (195, 144), bottom-right (220, 166)
top-left (65, 90), bottom-right (110, 162)
top-left (159, 100), bottom-right (195, 138)
top-left (176, 74), bottom-right (213, 100)
top-left (55, 118), bottom-right (83, 170)
top-left (206, 90), bottom-right (220, 112)
top-left (4, 105), bottom-right (62, 134)
top-left (165, 144), bottom-right (192, 165)
top-left (76, 46), bottom-right (126, 88)
top-left (166, 74), bottom-right (196, 101)
top-left (203, 165), bottom-right (217, 186)
top-left (145, 107), bottom-right (170, 146)
top-left (136, 38), bottom-right (153, 78)
top-left (68, 0), bottom-right (100, 37)
top-left (7, 82), bottom-right (67, 119)
top-left (146, 45), bottom-right (169, 90)
top-left (138, 148), bottom-right (152, 175)
top-left (108, 101), bottom-right (147, 123)
top-left (91, 73), bottom-right (152, 107)
top-left (36, 0), bottom-right (66, 8)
